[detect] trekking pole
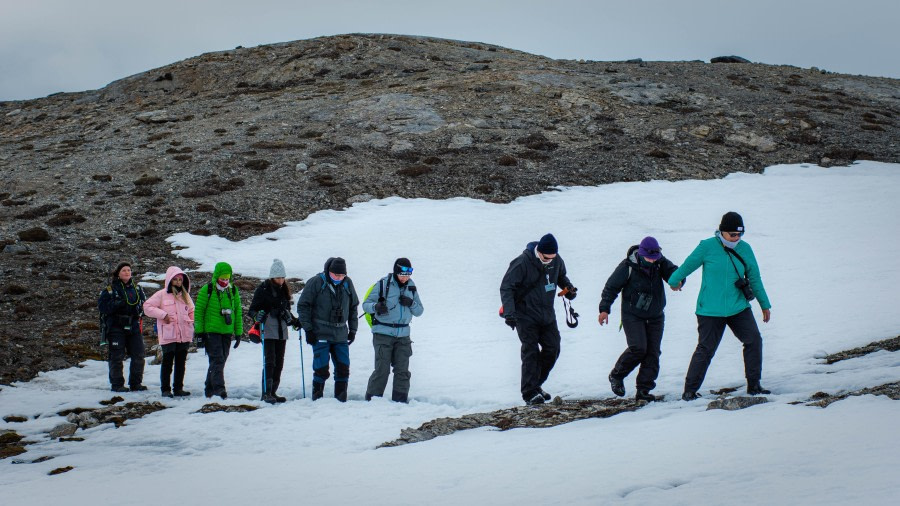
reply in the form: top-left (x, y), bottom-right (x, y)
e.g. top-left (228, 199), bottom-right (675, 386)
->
top-left (299, 334), bottom-right (307, 399)
top-left (260, 321), bottom-right (267, 400)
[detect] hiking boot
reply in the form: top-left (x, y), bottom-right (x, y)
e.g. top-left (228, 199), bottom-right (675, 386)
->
top-left (261, 393), bottom-right (277, 404)
top-left (747, 381), bottom-right (771, 395)
top-left (334, 382), bottom-right (348, 403)
top-left (111, 386), bottom-right (129, 393)
top-left (174, 390), bottom-right (191, 397)
top-left (539, 388), bottom-right (552, 401)
top-left (273, 394), bottom-right (287, 403)
top-left (161, 390), bottom-right (174, 398)
top-left (130, 385), bottom-right (148, 392)
top-left (365, 393), bottom-right (374, 401)
top-left (682, 390), bottom-right (702, 401)
top-left (609, 374), bottom-right (626, 397)
top-left (391, 390), bottom-right (409, 403)
top-left (216, 391), bottom-right (228, 400)
top-left (312, 382), bottom-right (324, 401)
top-left (525, 392), bottom-right (545, 405)
top-left (635, 389), bottom-right (657, 402)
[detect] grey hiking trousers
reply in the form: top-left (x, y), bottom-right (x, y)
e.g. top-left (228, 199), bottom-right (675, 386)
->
top-left (365, 333), bottom-right (412, 398)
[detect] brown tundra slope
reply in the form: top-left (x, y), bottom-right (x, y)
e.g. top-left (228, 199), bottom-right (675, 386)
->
top-left (0, 34), bottom-right (898, 384)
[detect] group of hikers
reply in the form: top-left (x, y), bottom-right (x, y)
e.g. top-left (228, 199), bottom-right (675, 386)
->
top-left (98, 211), bottom-right (771, 405)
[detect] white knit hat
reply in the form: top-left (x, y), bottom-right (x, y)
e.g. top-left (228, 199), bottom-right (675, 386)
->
top-left (269, 258), bottom-right (286, 278)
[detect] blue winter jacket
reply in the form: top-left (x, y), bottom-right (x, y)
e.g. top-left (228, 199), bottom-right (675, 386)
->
top-left (362, 274), bottom-right (424, 338)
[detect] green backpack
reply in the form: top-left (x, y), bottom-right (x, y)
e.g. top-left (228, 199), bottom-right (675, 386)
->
top-left (362, 274), bottom-right (392, 328)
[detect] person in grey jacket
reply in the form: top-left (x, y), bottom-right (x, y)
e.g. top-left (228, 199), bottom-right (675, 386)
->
top-left (500, 233), bottom-right (577, 405)
top-left (297, 257), bottom-right (359, 402)
top-left (362, 258), bottom-right (424, 403)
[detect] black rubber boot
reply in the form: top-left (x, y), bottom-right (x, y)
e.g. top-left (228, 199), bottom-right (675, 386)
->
top-left (609, 374), bottom-right (626, 397)
top-left (635, 389), bottom-right (657, 402)
top-left (334, 382), bottom-right (348, 403)
top-left (682, 390), bottom-right (701, 401)
top-left (747, 381), bottom-right (771, 395)
top-left (312, 382), bottom-right (325, 401)
top-left (391, 390), bottom-right (409, 403)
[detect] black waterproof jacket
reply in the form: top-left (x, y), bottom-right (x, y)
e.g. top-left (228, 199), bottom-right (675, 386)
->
top-left (249, 280), bottom-right (295, 340)
top-left (500, 241), bottom-right (574, 325)
top-left (98, 279), bottom-right (147, 330)
top-left (297, 259), bottom-right (359, 343)
top-left (598, 245), bottom-right (679, 321)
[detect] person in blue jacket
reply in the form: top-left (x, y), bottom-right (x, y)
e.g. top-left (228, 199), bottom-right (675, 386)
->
top-left (363, 258), bottom-right (424, 403)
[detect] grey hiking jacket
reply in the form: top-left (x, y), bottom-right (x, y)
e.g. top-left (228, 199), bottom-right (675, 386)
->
top-left (297, 273), bottom-right (359, 343)
top-left (362, 274), bottom-right (424, 338)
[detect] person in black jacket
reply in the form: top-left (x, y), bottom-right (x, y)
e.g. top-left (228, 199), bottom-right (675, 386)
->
top-left (249, 259), bottom-right (300, 403)
top-left (500, 233), bottom-right (577, 405)
top-left (297, 257), bottom-right (359, 402)
top-left (98, 261), bottom-right (148, 392)
top-left (598, 237), bottom-right (681, 401)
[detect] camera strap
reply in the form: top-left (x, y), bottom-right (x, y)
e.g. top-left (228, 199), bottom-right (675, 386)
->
top-left (722, 245), bottom-right (749, 279)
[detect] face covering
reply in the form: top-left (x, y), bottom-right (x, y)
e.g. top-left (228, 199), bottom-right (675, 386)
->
top-left (535, 247), bottom-right (553, 265)
top-left (716, 230), bottom-right (740, 249)
top-left (216, 278), bottom-right (230, 289)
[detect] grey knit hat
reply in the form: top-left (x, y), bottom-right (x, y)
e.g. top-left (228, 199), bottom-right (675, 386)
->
top-left (269, 258), bottom-right (286, 278)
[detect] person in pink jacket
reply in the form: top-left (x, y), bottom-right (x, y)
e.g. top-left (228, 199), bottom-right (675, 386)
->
top-left (144, 266), bottom-right (195, 397)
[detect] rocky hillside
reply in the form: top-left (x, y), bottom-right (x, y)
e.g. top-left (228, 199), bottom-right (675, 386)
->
top-left (0, 34), bottom-right (898, 384)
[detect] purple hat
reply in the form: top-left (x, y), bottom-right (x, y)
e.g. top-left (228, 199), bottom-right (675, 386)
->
top-left (637, 236), bottom-right (662, 260)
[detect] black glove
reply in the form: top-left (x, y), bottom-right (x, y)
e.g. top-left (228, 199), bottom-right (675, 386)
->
top-left (254, 311), bottom-right (266, 323)
top-left (232, 335), bottom-right (241, 349)
top-left (375, 299), bottom-right (389, 315)
top-left (305, 332), bottom-right (318, 345)
top-left (289, 316), bottom-right (301, 331)
top-left (348, 331), bottom-right (356, 345)
top-left (564, 286), bottom-right (578, 300)
top-left (505, 317), bottom-right (517, 331)
top-left (398, 295), bottom-right (414, 307)
top-left (195, 333), bottom-right (206, 348)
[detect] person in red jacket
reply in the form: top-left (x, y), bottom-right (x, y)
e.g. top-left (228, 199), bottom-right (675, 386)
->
top-left (144, 266), bottom-right (195, 397)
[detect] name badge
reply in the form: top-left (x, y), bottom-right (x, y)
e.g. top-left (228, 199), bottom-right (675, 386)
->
top-left (544, 283), bottom-right (556, 292)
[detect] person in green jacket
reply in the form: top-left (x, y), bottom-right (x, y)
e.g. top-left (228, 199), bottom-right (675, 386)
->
top-left (194, 261), bottom-right (243, 399)
top-left (668, 212), bottom-right (772, 400)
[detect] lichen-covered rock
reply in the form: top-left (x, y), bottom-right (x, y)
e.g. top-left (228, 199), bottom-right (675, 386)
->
top-left (48, 423), bottom-right (78, 438)
top-left (196, 403), bottom-right (259, 414)
top-left (706, 396), bottom-right (769, 411)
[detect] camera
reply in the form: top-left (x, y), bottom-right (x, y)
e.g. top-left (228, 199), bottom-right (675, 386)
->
top-left (221, 308), bottom-right (233, 325)
top-left (634, 292), bottom-right (653, 312)
top-left (734, 277), bottom-right (755, 301)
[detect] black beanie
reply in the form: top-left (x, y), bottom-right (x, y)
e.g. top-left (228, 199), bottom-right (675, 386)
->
top-left (719, 212), bottom-right (745, 233)
top-left (393, 258), bottom-right (412, 277)
top-left (329, 257), bottom-right (347, 275)
top-left (537, 233), bottom-right (558, 255)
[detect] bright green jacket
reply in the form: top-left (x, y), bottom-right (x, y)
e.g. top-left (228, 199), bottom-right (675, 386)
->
top-left (194, 262), bottom-right (243, 335)
top-left (668, 235), bottom-right (771, 317)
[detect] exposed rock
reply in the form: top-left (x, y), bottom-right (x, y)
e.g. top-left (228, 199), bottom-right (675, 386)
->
top-left (805, 381), bottom-right (900, 408)
top-left (3, 415), bottom-right (27, 423)
top-left (48, 423), bottom-right (78, 438)
top-left (49, 466), bottom-right (74, 475)
top-left (196, 403), bottom-right (259, 414)
top-left (823, 336), bottom-right (900, 364)
top-left (134, 110), bottom-right (178, 124)
top-left (379, 398), bottom-right (642, 448)
top-left (707, 396), bottom-right (768, 411)
top-left (448, 134), bottom-right (473, 149)
top-left (726, 131), bottom-right (778, 152)
top-left (0, 430), bottom-right (27, 459)
top-left (711, 56), bottom-right (752, 64)
top-left (65, 401), bottom-right (167, 428)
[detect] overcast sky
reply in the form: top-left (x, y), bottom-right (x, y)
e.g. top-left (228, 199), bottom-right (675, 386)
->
top-left (1, 0), bottom-right (897, 101)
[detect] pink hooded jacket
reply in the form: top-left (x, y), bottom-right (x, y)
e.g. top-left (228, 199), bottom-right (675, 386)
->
top-left (143, 266), bottom-right (195, 345)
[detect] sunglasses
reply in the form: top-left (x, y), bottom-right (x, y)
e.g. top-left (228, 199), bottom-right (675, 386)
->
top-left (723, 231), bottom-right (744, 239)
top-left (397, 266), bottom-right (413, 275)
top-left (645, 249), bottom-right (661, 255)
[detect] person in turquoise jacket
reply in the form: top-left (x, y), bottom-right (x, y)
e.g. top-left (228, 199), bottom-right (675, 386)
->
top-left (668, 212), bottom-right (772, 400)
top-left (194, 261), bottom-right (243, 399)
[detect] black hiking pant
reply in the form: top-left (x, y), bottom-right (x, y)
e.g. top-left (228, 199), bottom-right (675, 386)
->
top-left (684, 308), bottom-right (762, 393)
top-left (517, 318), bottom-right (561, 400)
top-left (108, 323), bottom-right (145, 389)
top-left (261, 339), bottom-right (287, 395)
top-left (204, 333), bottom-right (232, 397)
top-left (160, 342), bottom-right (190, 393)
top-left (610, 314), bottom-right (665, 391)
